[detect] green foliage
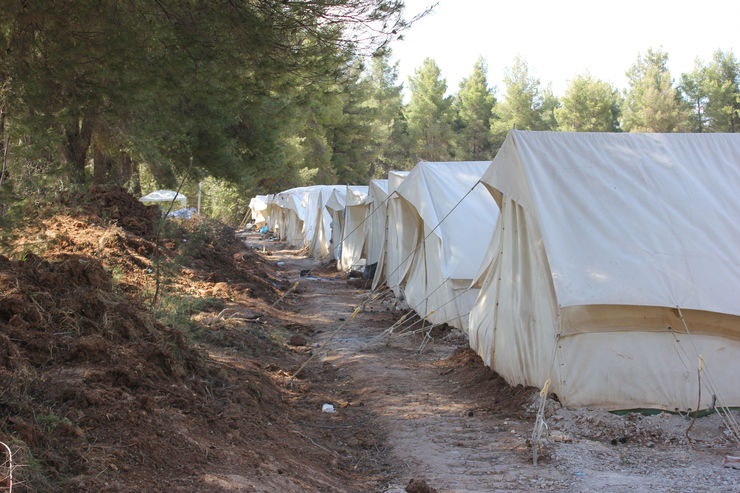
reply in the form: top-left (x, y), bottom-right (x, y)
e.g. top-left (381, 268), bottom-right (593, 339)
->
top-left (491, 56), bottom-right (558, 148)
top-left (200, 177), bottom-right (252, 226)
top-left (365, 52), bottom-right (411, 175)
top-left (679, 61), bottom-right (711, 132)
top-left (556, 75), bottom-right (621, 131)
top-left (703, 50), bottom-right (740, 132)
top-left (453, 57), bottom-right (496, 160)
top-left (35, 413), bottom-right (72, 433)
top-left (0, 0), bottom-right (412, 212)
top-left (153, 293), bottom-right (223, 336)
top-left (405, 58), bottom-right (454, 161)
top-left (0, 0), bottom-right (738, 211)
top-left (622, 48), bottom-right (687, 132)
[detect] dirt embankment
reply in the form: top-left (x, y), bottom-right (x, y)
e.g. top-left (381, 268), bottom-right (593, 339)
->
top-left (0, 186), bottom-right (387, 492)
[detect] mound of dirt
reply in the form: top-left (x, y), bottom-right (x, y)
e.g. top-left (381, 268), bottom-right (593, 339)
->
top-left (437, 347), bottom-right (537, 414)
top-left (75, 184), bottom-right (161, 237)
top-left (0, 253), bottom-right (222, 488)
top-left (0, 188), bottom-right (390, 491)
top-left (406, 478), bottom-right (439, 493)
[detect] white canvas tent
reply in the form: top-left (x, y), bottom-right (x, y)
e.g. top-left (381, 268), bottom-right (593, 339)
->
top-left (248, 195), bottom-right (268, 227)
top-left (338, 179), bottom-right (390, 272)
top-left (338, 185), bottom-right (375, 271)
top-left (364, 179), bottom-right (389, 269)
top-left (324, 186), bottom-right (368, 262)
top-left (269, 185), bottom-right (350, 258)
top-left (372, 171), bottom-right (409, 289)
top-left (378, 162), bottom-right (498, 330)
top-left (271, 186), bottom-right (308, 246)
top-left (139, 190), bottom-right (187, 209)
top-left (468, 130), bottom-right (740, 410)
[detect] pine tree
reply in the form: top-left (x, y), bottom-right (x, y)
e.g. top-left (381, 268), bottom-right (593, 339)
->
top-left (679, 61), bottom-right (711, 132)
top-left (453, 57), bottom-right (496, 160)
top-left (703, 50), bottom-right (740, 132)
top-left (622, 49), bottom-right (687, 132)
top-left (364, 52), bottom-right (410, 175)
top-left (556, 75), bottom-right (621, 131)
top-left (405, 58), bottom-right (454, 162)
top-left (490, 56), bottom-right (556, 149)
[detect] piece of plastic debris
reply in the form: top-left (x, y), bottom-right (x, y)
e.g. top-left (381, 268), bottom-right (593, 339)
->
top-left (575, 473), bottom-right (583, 477)
top-left (322, 404), bottom-right (335, 413)
top-left (723, 456), bottom-right (740, 469)
top-left (277, 261), bottom-right (285, 266)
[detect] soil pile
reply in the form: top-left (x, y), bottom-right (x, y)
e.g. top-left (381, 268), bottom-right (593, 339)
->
top-left (437, 347), bottom-right (536, 415)
top-left (68, 184), bottom-right (161, 238)
top-left (0, 188), bottom-right (369, 491)
top-left (0, 252), bottom-right (218, 490)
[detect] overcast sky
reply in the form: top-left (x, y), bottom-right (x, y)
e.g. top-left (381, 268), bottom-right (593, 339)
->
top-left (391, 0), bottom-right (740, 99)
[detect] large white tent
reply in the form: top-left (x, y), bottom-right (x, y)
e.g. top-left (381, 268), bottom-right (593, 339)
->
top-left (269, 185), bottom-right (351, 259)
top-left (372, 171), bottom-right (409, 289)
top-left (468, 130), bottom-right (740, 410)
top-left (324, 186), bottom-right (368, 262)
top-left (364, 179), bottom-right (389, 270)
top-left (377, 162), bottom-right (498, 330)
top-left (271, 186), bottom-right (309, 246)
top-left (338, 184), bottom-right (377, 271)
top-left (248, 195), bottom-right (269, 227)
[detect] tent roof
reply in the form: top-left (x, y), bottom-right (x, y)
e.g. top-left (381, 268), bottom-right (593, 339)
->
top-left (344, 186), bottom-right (370, 207)
top-left (396, 161), bottom-right (497, 280)
top-left (483, 130), bottom-right (740, 315)
top-left (388, 171), bottom-right (409, 194)
top-left (249, 195), bottom-right (268, 211)
top-left (369, 179), bottom-right (388, 198)
top-left (139, 190), bottom-right (187, 206)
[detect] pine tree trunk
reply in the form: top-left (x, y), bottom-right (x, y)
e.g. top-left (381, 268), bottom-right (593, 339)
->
top-left (63, 119), bottom-right (92, 185)
top-left (93, 144), bottom-right (108, 185)
top-left (0, 102), bottom-right (6, 187)
top-left (131, 160), bottom-right (141, 196)
top-left (118, 152), bottom-right (133, 186)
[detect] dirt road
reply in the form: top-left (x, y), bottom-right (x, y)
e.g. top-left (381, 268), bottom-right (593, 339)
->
top-left (250, 236), bottom-right (739, 492)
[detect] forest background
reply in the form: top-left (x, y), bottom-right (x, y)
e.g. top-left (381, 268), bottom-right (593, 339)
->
top-left (0, 1), bottom-right (738, 225)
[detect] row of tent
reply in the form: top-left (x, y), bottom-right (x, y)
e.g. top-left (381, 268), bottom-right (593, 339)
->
top-left (249, 130), bottom-right (740, 412)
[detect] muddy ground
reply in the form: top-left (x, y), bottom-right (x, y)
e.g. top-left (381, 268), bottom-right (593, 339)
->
top-left (246, 234), bottom-right (740, 493)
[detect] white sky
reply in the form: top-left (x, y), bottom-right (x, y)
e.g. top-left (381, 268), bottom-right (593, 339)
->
top-left (391, 0), bottom-right (740, 99)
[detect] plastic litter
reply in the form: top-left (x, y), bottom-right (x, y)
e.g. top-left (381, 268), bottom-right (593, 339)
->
top-left (259, 225), bottom-right (268, 234)
top-left (321, 404), bottom-right (335, 413)
top-left (723, 456), bottom-right (740, 469)
top-left (166, 207), bottom-right (197, 219)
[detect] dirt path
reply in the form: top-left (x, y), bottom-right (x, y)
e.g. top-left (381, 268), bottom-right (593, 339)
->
top-left (249, 236), bottom-right (740, 492)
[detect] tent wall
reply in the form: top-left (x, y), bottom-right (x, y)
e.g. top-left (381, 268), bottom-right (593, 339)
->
top-left (365, 180), bottom-right (389, 267)
top-left (372, 172), bottom-right (410, 289)
top-left (249, 195), bottom-right (268, 227)
top-left (468, 195), bottom-right (559, 393)
top-left (339, 202), bottom-right (369, 271)
top-left (377, 162), bottom-right (497, 331)
top-left (469, 130), bottom-right (740, 410)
